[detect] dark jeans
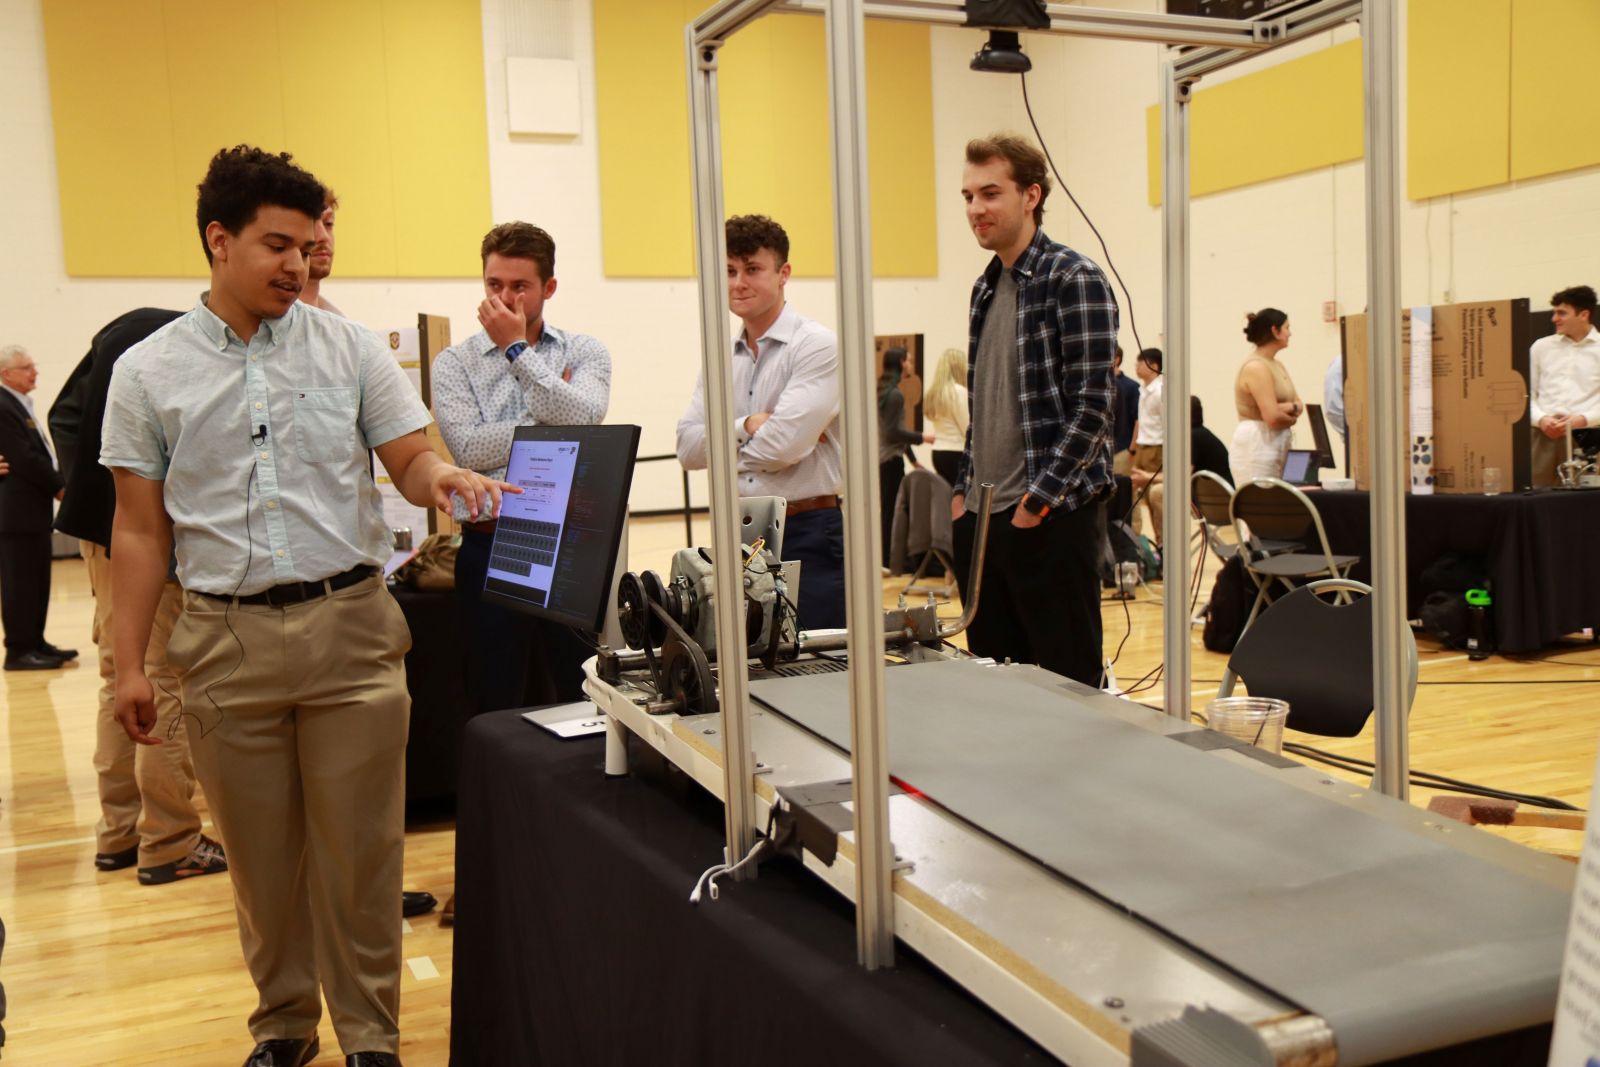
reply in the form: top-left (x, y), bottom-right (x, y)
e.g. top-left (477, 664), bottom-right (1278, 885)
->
top-left (456, 529), bottom-right (590, 712)
top-left (951, 500), bottom-right (1105, 688)
top-left (0, 531), bottom-right (51, 652)
top-left (931, 450), bottom-right (962, 488)
top-left (878, 458), bottom-right (906, 563)
top-left (785, 506), bottom-right (847, 631)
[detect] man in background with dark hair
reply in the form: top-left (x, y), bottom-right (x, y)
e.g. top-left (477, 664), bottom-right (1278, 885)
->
top-left (1130, 346), bottom-right (1164, 543)
top-left (433, 222), bottom-right (611, 714)
top-left (103, 144), bottom-right (513, 1067)
top-left (1530, 284), bottom-right (1600, 487)
top-left (677, 214), bottom-right (847, 630)
top-left (1110, 345), bottom-right (1139, 475)
top-left (954, 134), bottom-right (1117, 688)
top-left (54, 308), bottom-right (227, 887)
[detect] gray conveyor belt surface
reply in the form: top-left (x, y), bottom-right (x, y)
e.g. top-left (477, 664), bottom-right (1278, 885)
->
top-left (748, 659), bottom-right (1571, 1066)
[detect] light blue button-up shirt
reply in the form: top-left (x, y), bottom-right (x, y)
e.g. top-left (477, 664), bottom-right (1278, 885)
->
top-left (432, 324), bottom-right (611, 521)
top-left (100, 299), bottom-right (432, 596)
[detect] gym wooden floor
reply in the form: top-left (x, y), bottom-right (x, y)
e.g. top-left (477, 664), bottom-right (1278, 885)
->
top-left (3, 514), bottom-right (1596, 1065)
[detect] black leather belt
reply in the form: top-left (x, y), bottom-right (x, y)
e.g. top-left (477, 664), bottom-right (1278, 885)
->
top-left (201, 564), bottom-right (378, 607)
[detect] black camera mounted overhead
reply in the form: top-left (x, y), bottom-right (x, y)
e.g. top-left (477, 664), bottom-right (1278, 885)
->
top-left (964, 1), bottom-right (1047, 73)
top-left (965, 0), bottom-right (1047, 72)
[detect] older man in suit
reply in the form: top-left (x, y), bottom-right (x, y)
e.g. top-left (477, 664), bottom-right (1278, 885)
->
top-left (0, 344), bottom-right (74, 670)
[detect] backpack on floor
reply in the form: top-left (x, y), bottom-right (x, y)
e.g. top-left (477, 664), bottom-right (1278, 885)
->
top-left (1202, 555), bottom-right (1251, 654)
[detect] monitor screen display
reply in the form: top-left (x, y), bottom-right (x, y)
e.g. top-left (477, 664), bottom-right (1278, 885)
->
top-left (482, 424), bottom-right (641, 634)
top-left (1282, 449), bottom-right (1316, 484)
top-left (1304, 402), bottom-right (1337, 469)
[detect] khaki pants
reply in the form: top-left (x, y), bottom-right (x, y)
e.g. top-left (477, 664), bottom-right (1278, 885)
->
top-left (166, 576), bottom-right (411, 1055)
top-left (1131, 444), bottom-right (1165, 543)
top-left (82, 541), bottom-right (200, 867)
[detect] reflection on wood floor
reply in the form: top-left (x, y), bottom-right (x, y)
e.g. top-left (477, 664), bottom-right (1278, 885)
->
top-left (2, 515), bottom-right (1594, 1064)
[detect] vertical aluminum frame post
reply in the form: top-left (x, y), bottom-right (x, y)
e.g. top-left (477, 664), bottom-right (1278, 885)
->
top-left (1159, 66), bottom-right (1194, 720)
top-left (685, 26), bottom-right (760, 866)
top-left (826, 0), bottom-right (895, 970)
top-left (1361, 0), bottom-right (1409, 799)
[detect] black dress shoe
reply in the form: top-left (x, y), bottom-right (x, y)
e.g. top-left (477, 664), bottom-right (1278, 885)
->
top-left (242, 1034), bottom-right (318, 1067)
top-left (401, 890), bottom-right (437, 918)
top-left (346, 1053), bottom-right (402, 1067)
top-left (4, 650), bottom-right (64, 671)
top-left (39, 642), bottom-right (78, 661)
top-left (95, 845), bottom-right (138, 871)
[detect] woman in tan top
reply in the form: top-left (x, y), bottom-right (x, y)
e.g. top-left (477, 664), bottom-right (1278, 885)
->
top-left (1229, 307), bottom-right (1303, 483)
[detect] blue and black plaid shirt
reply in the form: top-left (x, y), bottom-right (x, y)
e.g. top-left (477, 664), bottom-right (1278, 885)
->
top-left (955, 228), bottom-right (1118, 514)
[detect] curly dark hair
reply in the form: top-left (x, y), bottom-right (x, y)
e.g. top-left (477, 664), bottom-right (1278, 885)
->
top-left (726, 214), bottom-right (789, 265)
top-left (965, 134), bottom-right (1051, 226)
top-left (195, 146), bottom-right (326, 264)
top-left (480, 222), bottom-right (556, 279)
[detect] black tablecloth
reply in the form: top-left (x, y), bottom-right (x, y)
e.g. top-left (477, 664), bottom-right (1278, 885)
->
top-left (1309, 490), bottom-right (1600, 652)
top-left (450, 709), bottom-right (1051, 1067)
top-left (393, 585), bottom-right (469, 803)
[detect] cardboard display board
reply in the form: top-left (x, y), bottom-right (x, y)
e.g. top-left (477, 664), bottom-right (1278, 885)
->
top-left (419, 313), bottom-right (455, 537)
top-left (874, 333), bottom-right (925, 435)
top-left (1343, 299), bottom-right (1531, 493)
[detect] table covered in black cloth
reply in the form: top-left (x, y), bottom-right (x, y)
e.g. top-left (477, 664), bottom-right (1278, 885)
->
top-left (1305, 489), bottom-right (1600, 653)
top-left (449, 709), bottom-right (1052, 1067)
top-left (392, 585), bottom-right (470, 803)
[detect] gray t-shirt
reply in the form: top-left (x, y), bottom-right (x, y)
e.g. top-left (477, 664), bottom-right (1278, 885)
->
top-left (970, 271), bottom-right (1029, 512)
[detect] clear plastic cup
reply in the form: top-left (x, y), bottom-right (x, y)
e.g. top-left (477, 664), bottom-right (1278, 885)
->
top-left (1206, 696), bottom-right (1290, 755)
top-left (1482, 467), bottom-right (1503, 496)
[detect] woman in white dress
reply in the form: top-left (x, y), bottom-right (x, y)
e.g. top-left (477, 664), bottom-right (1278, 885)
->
top-left (1229, 307), bottom-right (1304, 483)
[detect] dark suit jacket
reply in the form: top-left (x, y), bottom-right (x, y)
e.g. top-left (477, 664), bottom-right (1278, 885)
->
top-left (54, 308), bottom-right (183, 550)
top-left (0, 388), bottom-right (64, 534)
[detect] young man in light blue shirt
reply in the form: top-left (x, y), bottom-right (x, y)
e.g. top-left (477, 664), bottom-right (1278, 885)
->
top-left (103, 146), bottom-right (513, 1067)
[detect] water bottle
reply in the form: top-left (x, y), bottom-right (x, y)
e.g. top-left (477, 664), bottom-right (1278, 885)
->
top-left (1464, 587), bottom-right (1493, 661)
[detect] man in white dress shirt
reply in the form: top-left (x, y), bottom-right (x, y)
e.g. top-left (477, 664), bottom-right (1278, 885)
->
top-left (1530, 285), bottom-right (1600, 487)
top-left (676, 214), bottom-right (847, 630)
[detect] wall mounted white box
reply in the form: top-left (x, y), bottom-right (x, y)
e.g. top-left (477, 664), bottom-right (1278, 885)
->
top-left (507, 57), bottom-right (581, 137)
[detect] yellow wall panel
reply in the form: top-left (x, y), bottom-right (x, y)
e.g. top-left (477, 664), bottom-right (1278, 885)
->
top-left (42, 0), bottom-right (186, 277)
top-left (1408, 0), bottom-right (1510, 200)
top-left (593, 2), bottom-right (936, 278)
top-left (864, 20), bottom-right (938, 279)
top-left (380, 0), bottom-right (492, 276)
top-left (1509, 0), bottom-right (1600, 182)
top-left (43, 0), bottom-right (488, 278)
top-left (277, 0), bottom-right (400, 276)
top-left (1147, 39), bottom-right (1363, 206)
top-left (593, 0), bottom-right (698, 278)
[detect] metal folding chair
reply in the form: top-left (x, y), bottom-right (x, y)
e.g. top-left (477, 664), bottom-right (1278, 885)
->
top-left (1217, 478), bottom-right (1360, 696)
top-left (1226, 578), bottom-right (1417, 782)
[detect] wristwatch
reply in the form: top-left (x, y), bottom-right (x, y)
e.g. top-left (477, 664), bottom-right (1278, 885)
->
top-left (504, 340), bottom-right (529, 362)
top-left (1021, 494), bottom-right (1051, 518)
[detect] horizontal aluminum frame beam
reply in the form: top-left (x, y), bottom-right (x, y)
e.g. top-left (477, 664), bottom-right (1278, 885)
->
top-left (1173, 0), bottom-right (1363, 80)
top-left (697, 0), bottom-right (1275, 50)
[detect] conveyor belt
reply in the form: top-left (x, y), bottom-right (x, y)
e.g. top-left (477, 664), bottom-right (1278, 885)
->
top-left (748, 659), bottom-right (1571, 1066)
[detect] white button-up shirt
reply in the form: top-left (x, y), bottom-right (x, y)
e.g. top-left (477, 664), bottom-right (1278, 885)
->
top-left (100, 299), bottom-right (431, 595)
top-left (1135, 374), bottom-right (1164, 446)
top-left (432, 325), bottom-right (612, 521)
top-left (1530, 326), bottom-right (1600, 426)
top-left (676, 303), bottom-right (842, 501)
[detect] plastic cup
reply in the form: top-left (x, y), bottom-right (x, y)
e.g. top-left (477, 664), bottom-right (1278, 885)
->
top-left (1206, 696), bottom-right (1290, 755)
top-left (1482, 467), bottom-right (1503, 496)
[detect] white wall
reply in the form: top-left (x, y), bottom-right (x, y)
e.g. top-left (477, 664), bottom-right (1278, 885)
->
top-left (6, 0), bottom-right (1596, 501)
top-left (1040, 0), bottom-right (1600, 474)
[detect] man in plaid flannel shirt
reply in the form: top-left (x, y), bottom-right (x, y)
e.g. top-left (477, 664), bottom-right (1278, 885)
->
top-left (951, 134), bottom-right (1118, 688)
